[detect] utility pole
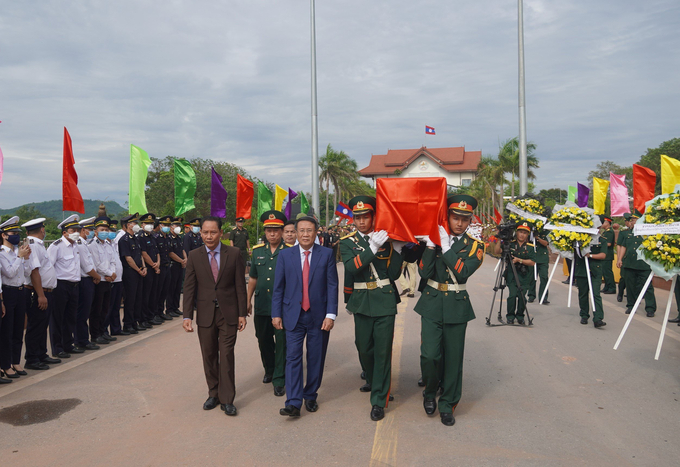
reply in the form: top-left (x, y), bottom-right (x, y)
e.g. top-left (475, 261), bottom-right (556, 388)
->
top-left (310, 0), bottom-right (320, 217)
top-left (518, 0), bottom-right (528, 197)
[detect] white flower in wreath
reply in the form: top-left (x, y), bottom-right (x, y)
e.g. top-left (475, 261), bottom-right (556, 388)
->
top-left (657, 241), bottom-right (664, 248)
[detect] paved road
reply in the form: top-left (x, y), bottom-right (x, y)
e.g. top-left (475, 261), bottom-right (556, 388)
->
top-left (1, 258), bottom-right (679, 466)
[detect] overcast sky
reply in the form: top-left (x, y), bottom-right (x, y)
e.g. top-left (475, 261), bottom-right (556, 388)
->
top-left (1, 0), bottom-right (678, 209)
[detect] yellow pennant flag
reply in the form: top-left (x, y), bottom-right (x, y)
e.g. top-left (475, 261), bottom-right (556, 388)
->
top-left (592, 177), bottom-right (610, 215)
top-left (274, 184), bottom-right (288, 211)
top-left (661, 154), bottom-right (680, 194)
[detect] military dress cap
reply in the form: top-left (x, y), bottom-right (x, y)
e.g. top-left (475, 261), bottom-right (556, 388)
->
top-left (599, 215), bottom-right (612, 224)
top-left (139, 213), bottom-right (156, 223)
top-left (447, 194), bottom-right (477, 217)
top-left (516, 221), bottom-right (531, 232)
top-left (188, 217), bottom-right (201, 226)
top-left (21, 217), bottom-right (47, 231)
top-left (58, 214), bottom-right (81, 231)
top-left (0, 216), bottom-right (21, 233)
top-left (109, 219), bottom-right (118, 226)
top-left (158, 215), bottom-right (173, 225)
top-left (94, 216), bottom-right (111, 227)
top-left (235, 217), bottom-right (245, 222)
top-left (121, 212), bottom-right (139, 224)
top-left (348, 196), bottom-right (376, 215)
top-left (171, 217), bottom-right (183, 225)
top-left (260, 210), bottom-right (287, 227)
top-left (79, 216), bottom-right (96, 229)
top-left (631, 209), bottom-right (642, 219)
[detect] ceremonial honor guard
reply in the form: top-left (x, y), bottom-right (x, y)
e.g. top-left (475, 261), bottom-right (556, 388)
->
top-left (504, 222), bottom-right (536, 325)
top-left (616, 213), bottom-right (633, 305)
top-left (618, 210), bottom-right (656, 316)
top-left (107, 219), bottom-right (126, 335)
top-left (183, 218), bottom-right (203, 254)
top-left (0, 217), bottom-right (32, 379)
top-left (166, 217), bottom-right (187, 318)
top-left (229, 217), bottom-right (251, 265)
top-left (154, 216), bottom-right (174, 321)
top-left (527, 228), bottom-right (550, 305)
top-left (415, 194), bottom-right (484, 426)
top-left (74, 217), bottom-right (102, 350)
top-left (47, 215), bottom-right (85, 357)
top-left (118, 213), bottom-right (147, 334)
top-left (22, 218), bottom-right (59, 370)
top-left (339, 196), bottom-right (403, 422)
top-left (247, 210), bottom-right (289, 396)
top-left (599, 216), bottom-right (617, 294)
top-left (138, 213), bottom-right (162, 327)
top-left (89, 217), bottom-right (117, 344)
top-left (574, 233), bottom-right (607, 327)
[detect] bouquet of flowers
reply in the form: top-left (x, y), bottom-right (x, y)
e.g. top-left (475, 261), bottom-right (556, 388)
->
top-left (637, 188), bottom-right (680, 279)
top-left (507, 198), bottom-right (547, 230)
top-left (545, 203), bottom-right (600, 258)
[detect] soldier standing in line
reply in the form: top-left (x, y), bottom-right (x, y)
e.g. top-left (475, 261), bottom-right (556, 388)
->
top-left (183, 218), bottom-right (203, 255)
top-left (166, 217), bottom-right (187, 318)
top-left (106, 219), bottom-right (126, 336)
top-left (88, 217), bottom-right (117, 344)
top-left (118, 213), bottom-right (147, 334)
top-left (74, 217), bottom-right (102, 351)
top-left (138, 213), bottom-right (162, 328)
top-left (574, 234), bottom-right (607, 328)
top-left (527, 228), bottom-right (550, 305)
top-left (229, 217), bottom-right (251, 267)
top-left (618, 211), bottom-right (656, 317)
top-left (599, 216), bottom-right (617, 294)
top-left (154, 216), bottom-right (174, 321)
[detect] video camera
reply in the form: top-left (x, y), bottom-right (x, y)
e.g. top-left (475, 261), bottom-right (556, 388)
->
top-left (496, 221), bottom-right (517, 243)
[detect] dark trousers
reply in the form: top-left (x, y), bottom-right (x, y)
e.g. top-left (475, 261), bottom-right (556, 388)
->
top-left (167, 263), bottom-right (183, 313)
top-left (25, 290), bottom-right (52, 364)
top-left (51, 280), bottom-right (80, 354)
top-left (142, 268), bottom-right (158, 322)
top-left (254, 314), bottom-right (286, 387)
top-left (75, 277), bottom-right (95, 346)
top-left (284, 309), bottom-right (330, 409)
top-left (90, 281), bottom-right (112, 340)
top-left (197, 309), bottom-right (238, 405)
top-left (576, 274), bottom-right (604, 321)
top-left (675, 280), bottom-right (680, 314)
top-left (1, 286), bottom-right (27, 369)
top-left (155, 265), bottom-right (171, 317)
top-left (353, 313), bottom-right (395, 408)
top-left (627, 268), bottom-right (657, 313)
top-left (602, 258), bottom-right (616, 292)
top-left (528, 262), bottom-right (549, 301)
top-left (506, 274), bottom-right (530, 320)
top-left (107, 282), bottom-right (123, 334)
top-left (122, 268), bottom-right (143, 327)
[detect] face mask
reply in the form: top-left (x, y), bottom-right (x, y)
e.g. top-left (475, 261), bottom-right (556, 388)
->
top-left (143, 224), bottom-right (154, 232)
top-left (161, 226), bottom-right (170, 233)
top-left (97, 231), bottom-right (109, 241)
top-left (7, 234), bottom-right (21, 246)
top-left (68, 232), bottom-right (80, 242)
top-left (192, 226), bottom-right (200, 234)
top-left (132, 224), bottom-right (141, 234)
top-left (87, 231), bottom-right (95, 240)
top-left (108, 231), bottom-right (117, 240)
top-left (173, 226), bottom-right (181, 235)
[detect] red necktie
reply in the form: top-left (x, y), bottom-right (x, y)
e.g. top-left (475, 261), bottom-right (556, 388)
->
top-left (302, 250), bottom-right (310, 311)
top-left (210, 251), bottom-right (219, 282)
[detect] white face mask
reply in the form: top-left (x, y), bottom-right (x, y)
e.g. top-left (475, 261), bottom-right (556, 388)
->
top-left (68, 232), bottom-right (80, 242)
top-left (173, 226), bottom-right (181, 235)
top-left (143, 224), bottom-right (154, 232)
top-left (132, 224), bottom-right (141, 234)
top-left (192, 226), bottom-right (200, 234)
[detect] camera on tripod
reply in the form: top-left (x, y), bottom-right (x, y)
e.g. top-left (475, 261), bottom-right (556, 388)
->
top-left (496, 221), bottom-right (517, 244)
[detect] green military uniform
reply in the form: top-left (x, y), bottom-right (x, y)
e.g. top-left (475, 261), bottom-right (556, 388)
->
top-left (574, 236), bottom-right (607, 322)
top-left (621, 214), bottom-right (656, 314)
top-left (600, 216), bottom-right (616, 293)
top-left (250, 240), bottom-right (288, 388)
top-left (616, 224), bottom-right (631, 304)
top-left (505, 238), bottom-right (536, 323)
top-left (229, 224), bottom-right (250, 264)
top-left (528, 231), bottom-right (549, 303)
top-left (340, 196), bottom-right (403, 411)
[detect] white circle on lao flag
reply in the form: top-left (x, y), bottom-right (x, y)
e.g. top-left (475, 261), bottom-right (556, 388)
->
top-left (343, 208), bottom-right (348, 214)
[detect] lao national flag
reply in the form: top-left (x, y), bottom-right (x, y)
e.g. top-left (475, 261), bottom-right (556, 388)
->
top-left (335, 202), bottom-right (353, 220)
top-left (425, 126), bottom-right (435, 135)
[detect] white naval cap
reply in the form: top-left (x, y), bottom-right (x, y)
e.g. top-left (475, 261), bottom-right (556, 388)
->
top-left (0, 216), bottom-right (21, 232)
top-left (21, 218), bottom-right (47, 230)
top-left (78, 216), bottom-right (96, 229)
top-left (58, 214), bottom-right (81, 230)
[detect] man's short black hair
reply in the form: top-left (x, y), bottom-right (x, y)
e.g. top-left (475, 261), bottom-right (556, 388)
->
top-left (284, 219), bottom-right (296, 227)
top-left (200, 216), bottom-right (223, 230)
top-left (295, 215), bottom-right (319, 230)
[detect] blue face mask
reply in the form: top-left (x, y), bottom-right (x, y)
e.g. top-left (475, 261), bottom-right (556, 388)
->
top-left (97, 231), bottom-right (109, 241)
top-left (108, 231), bottom-right (117, 240)
top-left (7, 234), bottom-right (21, 246)
top-left (192, 226), bottom-right (200, 234)
top-left (161, 226), bottom-right (170, 233)
top-left (87, 231), bottom-right (95, 240)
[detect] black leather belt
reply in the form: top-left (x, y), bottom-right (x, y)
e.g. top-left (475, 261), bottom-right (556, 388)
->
top-left (25, 285), bottom-right (54, 293)
top-left (2, 285), bottom-right (24, 291)
top-left (58, 279), bottom-right (79, 287)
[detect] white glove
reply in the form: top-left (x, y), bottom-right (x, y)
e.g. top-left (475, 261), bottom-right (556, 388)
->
top-left (439, 226), bottom-right (451, 253)
top-left (369, 230), bottom-right (389, 255)
top-left (416, 235), bottom-right (435, 248)
top-left (392, 241), bottom-right (406, 254)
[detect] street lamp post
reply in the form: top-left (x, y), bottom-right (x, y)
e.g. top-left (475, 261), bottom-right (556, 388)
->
top-left (310, 0), bottom-right (320, 217)
top-left (518, 0), bottom-right (528, 197)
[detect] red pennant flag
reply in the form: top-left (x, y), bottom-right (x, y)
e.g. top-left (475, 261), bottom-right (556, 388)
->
top-left (633, 164), bottom-right (656, 214)
top-left (62, 127), bottom-right (84, 213)
top-left (473, 215), bottom-right (482, 224)
top-left (236, 174), bottom-right (254, 219)
top-left (493, 207), bottom-right (502, 224)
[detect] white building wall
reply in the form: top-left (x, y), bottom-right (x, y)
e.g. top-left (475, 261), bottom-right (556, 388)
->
top-left (371, 155), bottom-right (475, 187)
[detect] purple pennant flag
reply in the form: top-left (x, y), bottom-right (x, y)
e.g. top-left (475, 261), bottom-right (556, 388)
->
top-left (210, 167), bottom-right (228, 218)
top-left (577, 182), bottom-right (590, 208)
top-left (284, 187), bottom-right (298, 219)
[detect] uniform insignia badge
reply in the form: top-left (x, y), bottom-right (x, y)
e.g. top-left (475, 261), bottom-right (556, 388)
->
top-left (477, 248), bottom-right (483, 261)
top-left (464, 238), bottom-right (468, 245)
top-left (356, 201), bottom-right (365, 209)
top-left (459, 200), bottom-right (467, 210)
top-left (269, 214), bottom-right (275, 220)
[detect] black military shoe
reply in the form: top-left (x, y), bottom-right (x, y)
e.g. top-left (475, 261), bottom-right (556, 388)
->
top-left (304, 399), bottom-right (319, 412)
top-left (440, 413), bottom-right (455, 426)
top-left (668, 315), bottom-right (680, 323)
top-left (580, 318), bottom-right (588, 325)
top-left (594, 320), bottom-right (607, 328)
top-left (280, 405), bottom-right (300, 417)
top-left (542, 300), bottom-right (550, 305)
top-left (25, 362), bottom-right (49, 370)
top-left (263, 374), bottom-right (273, 384)
top-left (55, 352), bottom-right (71, 359)
top-left (360, 371), bottom-right (366, 380)
top-left (274, 386), bottom-right (285, 397)
top-left (370, 405), bottom-right (385, 421)
top-left (616, 290), bottom-right (624, 302)
top-left (41, 356), bottom-right (61, 364)
top-left (160, 313), bottom-right (173, 321)
top-left (423, 398), bottom-right (436, 415)
top-left (417, 378), bottom-right (426, 387)
top-left (203, 397), bottom-right (220, 410)
top-left (67, 347), bottom-right (85, 354)
top-left (646, 311), bottom-right (655, 318)
top-left (516, 318), bottom-right (525, 325)
top-left (359, 383), bottom-right (371, 392)
top-left (95, 337), bottom-right (110, 345)
top-left (527, 298), bottom-right (535, 303)
top-left (221, 404), bottom-right (237, 416)
top-left (625, 308), bottom-right (632, 315)
top-left (506, 319), bottom-right (514, 325)
top-left (123, 327), bottom-right (138, 334)
top-left (102, 333), bottom-right (117, 341)
top-left (84, 343), bottom-right (100, 351)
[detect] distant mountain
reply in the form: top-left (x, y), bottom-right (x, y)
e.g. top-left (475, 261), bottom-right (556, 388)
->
top-left (0, 199), bottom-right (128, 220)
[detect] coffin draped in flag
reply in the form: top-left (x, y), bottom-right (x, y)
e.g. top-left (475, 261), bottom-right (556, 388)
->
top-left (374, 177), bottom-right (448, 245)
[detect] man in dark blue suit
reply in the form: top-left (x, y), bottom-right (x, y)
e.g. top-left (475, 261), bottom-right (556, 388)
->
top-left (271, 215), bottom-right (338, 417)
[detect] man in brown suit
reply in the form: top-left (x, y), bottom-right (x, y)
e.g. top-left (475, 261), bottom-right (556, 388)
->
top-left (183, 217), bottom-right (247, 416)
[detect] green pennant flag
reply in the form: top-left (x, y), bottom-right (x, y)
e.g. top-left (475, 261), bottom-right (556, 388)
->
top-left (299, 191), bottom-right (309, 214)
top-left (567, 185), bottom-right (577, 203)
top-left (257, 181), bottom-right (273, 218)
top-left (174, 159), bottom-right (196, 216)
top-left (129, 144), bottom-right (152, 214)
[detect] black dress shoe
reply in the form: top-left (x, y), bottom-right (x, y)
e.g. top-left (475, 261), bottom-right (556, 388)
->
top-left (602, 290), bottom-right (616, 294)
top-left (423, 398), bottom-right (436, 415)
top-left (123, 327), bottom-right (138, 334)
top-left (41, 356), bottom-right (62, 364)
top-left (562, 278), bottom-right (571, 284)
top-left (617, 292), bottom-right (623, 302)
top-left (280, 405), bottom-right (301, 417)
top-left (594, 320), bottom-right (607, 328)
top-left (1, 369), bottom-right (19, 379)
top-left (542, 300), bottom-right (550, 305)
top-left (646, 312), bottom-right (655, 318)
top-left (67, 347), bottom-right (85, 354)
top-left (527, 298), bottom-right (535, 303)
top-left (136, 323), bottom-right (148, 330)
top-left (407, 293), bottom-right (415, 298)
top-left (400, 288), bottom-right (410, 296)
top-left (359, 383), bottom-right (371, 392)
top-left (417, 377), bottom-right (426, 387)
top-left (580, 318), bottom-right (588, 325)
top-left (669, 316), bottom-right (680, 323)
top-left (103, 333), bottom-right (117, 341)
top-left (440, 413), bottom-right (455, 426)
top-left (389, 394), bottom-right (394, 401)
top-left (304, 399), bottom-right (319, 412)
top-left (221, 404), bottom-right (237, 416)
top-left (625, 308), bottom-right (632, 314)
top-left (160, 313), bottom-right (173, 321)
top-left (83, 343), bottom-right (100, 350)
top-left (169, 310), bottom-right (182, 317)
top-left (506, 319), bottom-right (514, 325)
top-left (25, 362), bottom-right (49, 370)
top-left (12, 366), bottom-right (28, 376)
top-left (370, 405), bottom-right (384, 421)
top-left (203, 397), bottom-right (220, 410)
top-left (0, 375), bottom-right (12, 384)
top-left (360, 371), bottom-right (366, 380)
top-left (95, 337), bottom-right (110, 345)
top-left (263, 374), bottom-right (273, 384)
top-left (274, 386), bottom-right (285, 397)
top-left (516, 319), bottom-right (525, 325)
top-left (113, 330), bottom-right (131, 336)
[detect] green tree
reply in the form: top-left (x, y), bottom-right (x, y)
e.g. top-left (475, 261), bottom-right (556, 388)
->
top-left (587, 161), bottom-right (633, 192)
top-left (637, 138), bottom-right (680, 192)
top-left (497, 137), bottom-right (539, 201)
top-left (319, 144), bottom-right (359, 226)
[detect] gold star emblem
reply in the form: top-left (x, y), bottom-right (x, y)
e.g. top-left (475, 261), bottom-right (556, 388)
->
top-left (459, 201), bottom-right (467, 210)
top-left (269, 214), bottom-right (275, 220)
top-left (356, 201), bottom-right (365, 209)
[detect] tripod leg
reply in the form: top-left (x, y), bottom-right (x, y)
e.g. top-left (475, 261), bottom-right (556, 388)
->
top-left (487, 254), bottom-right (506, 325)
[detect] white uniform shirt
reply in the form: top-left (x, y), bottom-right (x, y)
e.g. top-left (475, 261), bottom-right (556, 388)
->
top-left (109, 240), bottom-right (123, 283)
top-left (88, 238), bottom-right (115, 278)
top-left (27, 236), bottom-right (58, 289)
top-left (47, 237), bottom-right (81, 282)
top-left (75, 237), bottom-right (95, 278)
top-left (0, 244), bottom-right (29, 287)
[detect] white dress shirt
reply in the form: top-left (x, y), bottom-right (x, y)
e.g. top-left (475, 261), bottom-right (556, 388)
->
top-left (109, 240), bottom-right (123, 283)
top-left (88, 238), bottom-right (116, 277)
top-left (0, 245), bottom-right (29, 287)
top-left (28, 236), bottom-right (58, 289)
top-left (299, 244), bottom-right (335, 321)
top-left (47, 237), bottom-right (81, 282)
top-left (76, 238), bottom-right (95, 278)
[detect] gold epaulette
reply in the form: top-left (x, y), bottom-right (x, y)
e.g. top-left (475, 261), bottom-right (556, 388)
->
top-left (285, 243), bottom-right (294, 247)
top-left (252, 243), bottom-right (265, 250)
top-left (527, 243), bottom-right (535, 247)
top-left (340, 231), bottom-right (357, 240)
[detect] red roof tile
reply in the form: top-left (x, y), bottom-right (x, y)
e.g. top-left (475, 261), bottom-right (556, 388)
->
top-left (359, 147), bottom-right (481, 176)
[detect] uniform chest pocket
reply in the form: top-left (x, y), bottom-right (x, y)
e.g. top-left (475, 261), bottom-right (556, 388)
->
top-left (64, 254), bottom-right (74, 260)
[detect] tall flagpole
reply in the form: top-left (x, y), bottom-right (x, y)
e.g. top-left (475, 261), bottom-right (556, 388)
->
top-left (310, 0), bottom-right (320, 217)
top-left (518, 0), bottom-right (528, 196)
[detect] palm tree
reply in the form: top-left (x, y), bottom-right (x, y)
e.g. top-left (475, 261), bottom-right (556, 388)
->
top-left (497, 137), bottom-right (539, 201)
top-left (475, 155), bottom-right (505, 212)
top-left (319, 144), bottom-right (358, 226)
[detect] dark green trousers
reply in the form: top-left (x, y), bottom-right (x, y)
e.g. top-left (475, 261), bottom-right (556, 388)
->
top-left (506, 274), bottom-right (530, 320)
top-left (354, 313), bottom-right (395, 408)
top-left (602, 259), bottom-right (616, 292)
top-left (623, 268), bottom-right (636, 309)
top-left (628, 269), bottom-right (657, 313)
top-left (527, 263), bottom-right (549, 301)
top-left (675, 280), bottom-right (680, 314)
top-left (254, 315), bottom-right (286, 387)
top-left (420, 317), bottom-right (467, 414)
top-left (576, 275), bottom-right (604, 321)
